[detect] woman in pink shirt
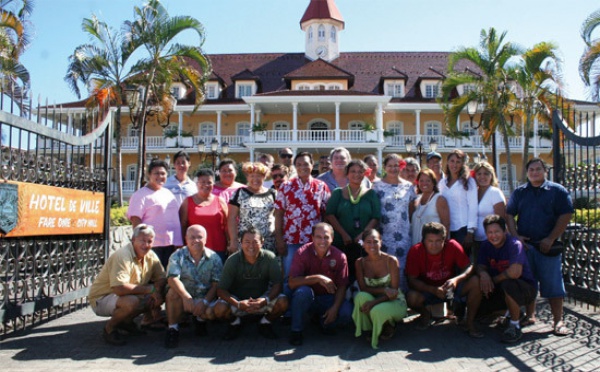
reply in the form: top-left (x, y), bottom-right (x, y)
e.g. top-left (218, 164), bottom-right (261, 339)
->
top-left (212, 159), bottom-right (245, 204)
top-left (127, 160), bottom-right (182, 269)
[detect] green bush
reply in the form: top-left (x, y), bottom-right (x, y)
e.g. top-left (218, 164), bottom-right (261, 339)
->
top-left (573, 208), bottom-right (600, 229)
top-left (110, 204), bottom-right (131, 226)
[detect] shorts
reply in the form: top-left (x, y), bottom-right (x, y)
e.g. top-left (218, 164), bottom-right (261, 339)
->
top-left (219, 293), bottom-right (286, 317)
top-left (92, 293), bottom-right (119, 317)
top-left (526, 245), bottom-right (566, 298)
top-left (478, 279), bottom-right (537, 316)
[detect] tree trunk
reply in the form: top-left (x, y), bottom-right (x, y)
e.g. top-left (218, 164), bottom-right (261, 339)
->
top-left (114, 107), bottom-right (124, 206)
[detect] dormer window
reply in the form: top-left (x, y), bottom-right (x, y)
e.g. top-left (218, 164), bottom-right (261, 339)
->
top-left (205, 82), bottom-right (220, 100)
top-left (457, 83), bottom-right (476, 96)
top-left (424, 83), bottom-right (440, 98)
top-left (169, 83), bottom-right (186, 99)
top-left (330, 27), bottom-right (336, 42)
top-left (236, 82), bottom-right (255, 98)
top-left (384, 80), bottom-right (405, 98)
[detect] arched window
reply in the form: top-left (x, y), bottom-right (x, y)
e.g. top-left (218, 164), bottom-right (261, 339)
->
top-left (127, 124), bottom-right (140, 137)
top-left (330, 26), bottom-right (336, 42)
top-left (310, 121), bottom-right (330, 141)
top-left (318, 25), bottom-right (326, 41)
top-left (424, 121), bottom-right (442, 136)
top-left (308, 26), bottom-right (313, 41)
top-left (236, 122), bottom-right (251, 137)
top-left (387, 121), bottom-right (404, 135)
top-left (327, 84), bottom-right (342, 90)
top-left (199, 122), bottom-right (216, 137)
top-left (348, 120), bottom-right (365, 131)
top-left (297, 84), bottom-right (310, 91)
top-left (461, 121), bottom-right (477, 135)
top-left (273, 121), bottom-right (290, 142)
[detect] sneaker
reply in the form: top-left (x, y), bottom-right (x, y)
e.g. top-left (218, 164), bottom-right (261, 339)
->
top-left (193, 318), bottom-right (207, 337)
top-left (258, 323), bottom-right (278, 339)
top-left (289, 331), bottom-right (303, 346)
top-left (165, 328), bottom-right (179, 348)
top-left (501, 325), bottom-right (522, 343)
top-left (103, 327), bottom-right (126, 346)
top-left (494, 316), bottom-right (510, 330)
top-left (223, 324), bottom-right (241, 341)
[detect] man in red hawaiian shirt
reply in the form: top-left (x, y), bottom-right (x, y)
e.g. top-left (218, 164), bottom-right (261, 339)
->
top-left (275, 151), bottom-right (331, 278)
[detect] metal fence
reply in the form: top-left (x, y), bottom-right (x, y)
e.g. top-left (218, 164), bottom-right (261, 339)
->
top-left (552, 106), bottom-right (600, 306)
top-left (0, 91), bottom-right (111, 337)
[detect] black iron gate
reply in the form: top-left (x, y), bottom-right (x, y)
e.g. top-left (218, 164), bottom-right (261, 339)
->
top-left (0, 95), bottom-right (112, 336)
top-left (552, 106), bottom-right (600, 305)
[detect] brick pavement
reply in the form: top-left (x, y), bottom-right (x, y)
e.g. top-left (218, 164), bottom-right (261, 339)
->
top-left (1, 299), bottom-right (599, 372)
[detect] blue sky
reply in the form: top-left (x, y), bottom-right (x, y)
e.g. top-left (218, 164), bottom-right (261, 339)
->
top-left (20, 0), bottom-right (600, 104)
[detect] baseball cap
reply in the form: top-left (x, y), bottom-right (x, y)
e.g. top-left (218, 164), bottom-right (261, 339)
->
top-left (426, 151), bottom-right (442, 161)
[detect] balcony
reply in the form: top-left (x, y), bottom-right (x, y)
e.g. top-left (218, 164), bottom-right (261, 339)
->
top-left (114, 131), bottom-right (552, 153)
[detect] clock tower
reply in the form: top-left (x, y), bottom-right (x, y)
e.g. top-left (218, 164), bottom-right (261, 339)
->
top-left (300, 0), bottom-right (344, 61)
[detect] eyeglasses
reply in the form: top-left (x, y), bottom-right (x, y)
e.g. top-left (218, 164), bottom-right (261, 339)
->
top-left (272, 174), bottom-right (286, 179)
top-left (280, 154), bottom-right (293, 159)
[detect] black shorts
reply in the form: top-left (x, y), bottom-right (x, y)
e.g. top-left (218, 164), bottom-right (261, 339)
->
top-left (478, 278), bottom-right (537, 316)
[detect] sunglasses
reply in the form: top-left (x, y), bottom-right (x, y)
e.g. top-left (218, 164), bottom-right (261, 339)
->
top-left (280, 154), bottom-right (293, 159)
top-left (272, 174), bottom-right (286, 179)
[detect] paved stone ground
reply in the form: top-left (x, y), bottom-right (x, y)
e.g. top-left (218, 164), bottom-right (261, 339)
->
top-left (1, 298), bottom-right (599, 372)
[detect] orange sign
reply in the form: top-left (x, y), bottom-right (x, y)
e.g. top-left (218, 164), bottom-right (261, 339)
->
top-left (1, 181), bottom-right (105, 237)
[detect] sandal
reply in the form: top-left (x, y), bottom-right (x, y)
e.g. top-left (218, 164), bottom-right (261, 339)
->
top-left (553, 321), bottom-right (570, 336)
top-left (519, 316), bottom-right (536, 328)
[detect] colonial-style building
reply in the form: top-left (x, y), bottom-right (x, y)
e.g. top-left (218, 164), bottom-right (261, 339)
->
top-left (57, 0), bottom-right (554, 197)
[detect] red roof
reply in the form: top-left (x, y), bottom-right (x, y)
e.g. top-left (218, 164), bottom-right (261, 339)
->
top-left (300, 0), bottom-right (344, 27)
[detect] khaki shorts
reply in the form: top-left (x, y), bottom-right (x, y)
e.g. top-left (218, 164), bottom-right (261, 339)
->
top-left (92, 293), bottom-right (119, 317)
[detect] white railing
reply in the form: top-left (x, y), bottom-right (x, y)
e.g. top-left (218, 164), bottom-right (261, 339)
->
top-left (116, 132), bottom-right (544, 150)
top-left (297, 130), bottom-right (336, 142)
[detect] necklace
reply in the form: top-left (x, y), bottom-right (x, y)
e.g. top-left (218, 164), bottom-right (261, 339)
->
top-left (347, 184), bottom-right (363, 204)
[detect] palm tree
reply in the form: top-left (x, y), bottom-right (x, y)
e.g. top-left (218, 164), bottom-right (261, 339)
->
top-left (507, 42), bottom-right (563, 181)
top-left (125, 0), bottom-right (211, 189)
top-left (65, 15), bottom-right (138, 206)
top-left (441, 28), bottom-right (523, 192)
top-left (580, 8), bottom-right (600, 101)
top-left (0, 0), bottom-right (32, 113)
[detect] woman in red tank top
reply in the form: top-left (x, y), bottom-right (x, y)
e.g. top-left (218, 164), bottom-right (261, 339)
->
top-left (179, 169), bottom-right (229, 262)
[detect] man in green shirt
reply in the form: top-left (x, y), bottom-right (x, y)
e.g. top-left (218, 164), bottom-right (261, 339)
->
top-left (215, 227), bottom-right (288, 340)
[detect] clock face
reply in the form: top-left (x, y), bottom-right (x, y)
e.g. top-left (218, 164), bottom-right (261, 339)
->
top-left (316, 46), bottom-right (327, 57)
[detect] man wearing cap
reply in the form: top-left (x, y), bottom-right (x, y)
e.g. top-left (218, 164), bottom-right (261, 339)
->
top-left (426, 151), bottom-right (444, 182)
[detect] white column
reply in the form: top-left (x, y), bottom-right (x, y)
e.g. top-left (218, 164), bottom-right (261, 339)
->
top-left (216, 110), bottom-right (222, 139)
top-left (415, 109), bottom-right (421, 143)
top-left (177, 111), bottom-right (183, 144)
top-left (335, 102), bottom-right (341, 141)
top-left (292, 102), bottom-right (298, 142)
top-left (377, 148), bottom-right (383, 171)
top-left (250, 149), bottom-right (255, 162)
top-left (376, 103), bottom-right (384, 143)
top-left (250, 104), bottom-right (255, 127)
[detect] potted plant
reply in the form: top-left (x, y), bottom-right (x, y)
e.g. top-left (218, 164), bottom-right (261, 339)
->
top-left (179, 130), bottom-right (194, 147)
top-left (252, 122), bottom-right (268, 142)
top-left (537, 128), bottom-right (552, 148)
top-left (163, 126), bottom-right (179, 147)
top-left (362, 123), bottom-right (378, 142)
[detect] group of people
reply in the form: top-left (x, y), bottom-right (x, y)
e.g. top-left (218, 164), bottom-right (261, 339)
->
top-left (89, 146), bottom-right (573, 350)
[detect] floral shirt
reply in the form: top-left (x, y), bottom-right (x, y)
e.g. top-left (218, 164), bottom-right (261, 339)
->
top-left (275, 177), bottom-right (330, 245)
top-left (230, 187), bottom-right (277, 252)
top-left (373, 180), bottom-right (416, 260)
top-left (166, 247), bottom-right (223, 299)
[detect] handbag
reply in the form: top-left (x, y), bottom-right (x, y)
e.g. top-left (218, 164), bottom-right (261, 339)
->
top-left (533, 241), bottom-right (564, 257)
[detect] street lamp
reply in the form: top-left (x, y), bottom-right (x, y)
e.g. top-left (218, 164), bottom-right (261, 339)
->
top-left (467, 100), bottom-right (478, 127)
top-left (405, 139), bottom-right (424, 166)
top-left (197, 138), bottom-right (229, 171)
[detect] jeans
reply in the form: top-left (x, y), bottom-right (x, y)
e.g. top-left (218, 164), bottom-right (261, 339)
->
top-left (283, 244), bottom-right (303, 279)
top-left (290, 285), bottom-right (352, 332)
